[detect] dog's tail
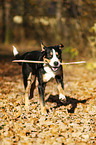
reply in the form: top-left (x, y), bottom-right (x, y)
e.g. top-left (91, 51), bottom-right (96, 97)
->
top-left (13, 46), bottom-right (22, 65)
top-left (13, 46), bottom-right (19, 58)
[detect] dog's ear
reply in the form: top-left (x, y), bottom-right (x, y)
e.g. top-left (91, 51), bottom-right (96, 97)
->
top-left (59, 44), bottom-right (64, 49)
top-left (41, 41), bottom-right (45, 52)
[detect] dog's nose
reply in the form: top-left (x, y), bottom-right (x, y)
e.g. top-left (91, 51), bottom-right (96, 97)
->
top-left (54, 61), bottom-right (59, 66)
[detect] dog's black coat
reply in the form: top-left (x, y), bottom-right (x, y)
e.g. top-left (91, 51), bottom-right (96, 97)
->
top-left (15, 51), bottom-right (44, 88)
top-left (13, 43), bottom-right (65, 114)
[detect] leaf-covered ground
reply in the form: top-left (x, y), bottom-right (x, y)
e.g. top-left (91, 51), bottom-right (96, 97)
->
top-left (0, 58), bottom-right (96, 145)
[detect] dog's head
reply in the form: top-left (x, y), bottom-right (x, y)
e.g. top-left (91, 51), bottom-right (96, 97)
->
top-left (41, 41), bottom-right (64, 72)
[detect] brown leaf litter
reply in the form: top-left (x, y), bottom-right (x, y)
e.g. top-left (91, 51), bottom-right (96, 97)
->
top-left (0, 59), bottom-right (96, 145)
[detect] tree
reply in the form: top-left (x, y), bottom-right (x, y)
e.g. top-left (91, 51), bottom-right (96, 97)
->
top-left (1, 0), bottom-right (6, 43)
top-left (1, 0), bottom-right (13, 43)
top-left (56, 0), bottom-right (63, 41)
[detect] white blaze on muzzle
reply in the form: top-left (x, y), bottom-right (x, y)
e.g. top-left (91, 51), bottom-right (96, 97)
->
top-left (49, 49), bottom-right (60, 71)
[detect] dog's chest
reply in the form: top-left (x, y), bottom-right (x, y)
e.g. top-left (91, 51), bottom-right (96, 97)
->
top-left (43, 66), bottom-right (61, 82)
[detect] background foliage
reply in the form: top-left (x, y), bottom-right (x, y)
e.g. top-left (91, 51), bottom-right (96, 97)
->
top-left (0, 1), bottom-right (96, 144)
top-left (0, 0), bottom-right (96, 59)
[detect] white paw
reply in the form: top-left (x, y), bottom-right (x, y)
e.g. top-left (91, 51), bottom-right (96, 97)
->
top-left (59, 93), bottom-right (66, 103)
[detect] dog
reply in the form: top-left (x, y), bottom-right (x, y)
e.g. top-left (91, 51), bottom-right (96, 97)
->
top-left (13, 42), bottom-right (66, 114)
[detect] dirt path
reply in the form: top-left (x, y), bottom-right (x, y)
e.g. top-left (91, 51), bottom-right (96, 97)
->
top-left (0, 58), bottom-right (96, 145)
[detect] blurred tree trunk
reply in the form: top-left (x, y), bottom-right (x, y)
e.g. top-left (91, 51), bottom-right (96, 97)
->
top-left (11, 0), bottom-right (25, 43)
top-left (4, 1), bottom-right (13, 44)
top-left (14, 0), bottom-right (26, 43)
top-left (56, 0), bottom-right (63, 41)
top-left (18, 0), bottom-right (25, 42)
top-left (23, 0), bottom-right (27, 39)
top-left (1, 0), bottom-right (6, 43)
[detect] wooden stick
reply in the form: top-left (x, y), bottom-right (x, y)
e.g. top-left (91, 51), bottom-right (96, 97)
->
top-left (60, 61), bottom-right (86, 65)
top-left (12, 60), bottom-right (45, 63)
top-left (12, 60), bottom-right (86, 65)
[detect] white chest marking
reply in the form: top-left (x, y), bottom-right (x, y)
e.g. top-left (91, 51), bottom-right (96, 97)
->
top-left (43, 66), bottom-right (55, 82)
top-left (43, 65), bottom-right (61, 82)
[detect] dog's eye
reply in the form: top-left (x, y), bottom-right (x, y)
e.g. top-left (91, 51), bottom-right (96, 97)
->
top-left (49, 55), bottom-right (52, 58)
top-left (56, 52), bottom-right (60, 58)
top-left (49, 52), bottom-right (53, 58)
top-left (58, 54), bottom-right (61, 58)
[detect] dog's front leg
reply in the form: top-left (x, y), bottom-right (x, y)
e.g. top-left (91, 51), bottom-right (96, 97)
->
top-left (38, 83), bottom-right (47, 114)
top-left (55, 75), bottom-right (66, 103)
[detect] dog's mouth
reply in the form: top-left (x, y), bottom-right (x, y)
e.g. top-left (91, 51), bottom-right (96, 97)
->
top-left (51, 66), bottom-right (59, 72)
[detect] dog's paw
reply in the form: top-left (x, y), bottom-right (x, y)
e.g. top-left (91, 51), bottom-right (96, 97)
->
top-left (59, 93), bottom-right (66, 103)
top-left (41, 107), bottom-right (47, 115)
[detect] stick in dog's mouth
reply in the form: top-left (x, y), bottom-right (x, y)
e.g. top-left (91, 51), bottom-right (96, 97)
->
top-left (12, 60), bottom-right (86, 65)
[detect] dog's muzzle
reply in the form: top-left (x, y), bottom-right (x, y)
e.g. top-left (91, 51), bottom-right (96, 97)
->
top-left (51, 61), bottom-right (60, 72)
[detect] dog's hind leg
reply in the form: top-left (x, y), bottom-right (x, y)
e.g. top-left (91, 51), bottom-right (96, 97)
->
top-left (24, 72), bottom-right (32, 111)
top-left (22, 63), bottom-right (32, 111)
top-left (37, 73), bottom-right (47, 114)
top-left (29, 75), bottom-right (36, 99)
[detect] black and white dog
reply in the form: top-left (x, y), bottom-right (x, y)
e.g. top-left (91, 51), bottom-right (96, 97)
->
top-left (13, 42), bottom-right (66, 114)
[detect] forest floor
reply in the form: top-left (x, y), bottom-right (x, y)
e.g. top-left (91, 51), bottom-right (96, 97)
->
top-left (0, 56), bottom-right (96, 145)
